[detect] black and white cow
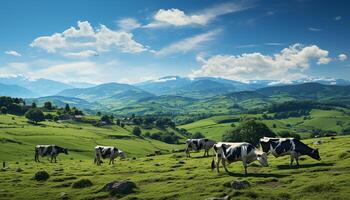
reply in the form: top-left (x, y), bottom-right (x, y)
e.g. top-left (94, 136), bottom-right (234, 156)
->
top-left (259, 137), bottom-right (321, 166)
top-left (185, 138), bottom-right (216, 157)
top-left (211, 142), bottom-right (268, 174)
top-left (94, 146), bottom-right (126, 165)
top-left (35, 145), bottom-right (68, 163)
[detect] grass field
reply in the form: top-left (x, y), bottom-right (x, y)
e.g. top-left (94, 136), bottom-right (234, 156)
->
top-left (179, 109), bottom-right (350, 141)
top-left (1, 111), bottom-right (350, 200)
top-left (0, 135), bottom-right (350, 199)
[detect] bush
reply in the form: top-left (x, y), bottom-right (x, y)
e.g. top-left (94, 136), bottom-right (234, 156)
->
top-left (0, 106), bottom-right (7, 114)
top-left (191, 132), bottom-right (205, 139)
top-left (222, 120), bottom-right (276, 146)
top-left (34, 171), bottom-right (50, 181)
top-left (101, 115), bottom-right (112, 124)
top-left (72, 179), bottom-right (93, 188)
top-left (25, 108), bottom-right (45, 124)
top-left (278, 131), bottom-right (301, 140)
top-left (132, 126), bottom-right (142, 137)
top-left (45, 113), bottom-right (53, 120)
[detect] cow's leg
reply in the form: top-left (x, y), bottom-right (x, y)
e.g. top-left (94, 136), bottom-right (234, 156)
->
top-left (290, 151), bottom-right (296, 166)
top-left (203, 149), bottom-right (207, 157)
top-left (222, 159), bottom-right (230, 172)
top-left (295, 153), bottom-right (300, 166)
top-left (216, 156), bottom-right (221, 173)
top-left (54, 155), bottom-right (57, 163)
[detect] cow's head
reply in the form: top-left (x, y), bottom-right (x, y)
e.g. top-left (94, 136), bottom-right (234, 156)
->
top-left (310, 148), bottom-right (321, 161)
top-left (256, 152), bottom-right (268, 167)
top-left (64, 148), bottom-right (69, 155)
top-left (118, 151), bottom-right (126, 159)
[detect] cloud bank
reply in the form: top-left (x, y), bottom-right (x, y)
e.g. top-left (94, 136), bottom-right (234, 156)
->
top-left (190, 44), bottom-right (332, 81)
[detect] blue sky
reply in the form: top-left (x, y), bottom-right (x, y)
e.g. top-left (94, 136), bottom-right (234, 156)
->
top-left (0, 0), bottom-right (349, 84)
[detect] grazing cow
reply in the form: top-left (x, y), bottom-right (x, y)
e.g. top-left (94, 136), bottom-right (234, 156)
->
top-left (94, 146), bottom-right (126, 165)
top-left (185, 138), bottom-right (216, 157)
top-left (259, 137), bottom-right (321, 166)
top-left (211, 142), bottom-right (268, 174)
top-left (35, 145), bottom-right (68, 163)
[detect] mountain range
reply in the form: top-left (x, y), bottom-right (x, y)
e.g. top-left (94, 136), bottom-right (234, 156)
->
top-left (1, 75), bottom-right (350, 115)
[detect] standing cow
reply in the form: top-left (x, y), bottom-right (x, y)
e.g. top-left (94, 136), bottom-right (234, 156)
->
top-left (185, 138), bottom-right (216, 157)
top-left (259, 137), bottom-right (321, 166)
top-left (35, 145), bottom-right (68, 163)
top-left (211, 142), bottom-right (268, 174)
top-left (94, 146), bottom-right (126, 165)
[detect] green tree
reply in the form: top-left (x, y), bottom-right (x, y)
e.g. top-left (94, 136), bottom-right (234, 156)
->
top-left (116, 119), bottom-right (121, 126)
top-left (65, 104), bottom-right (71, 112)
top-left (25, 108), bottom-right (45, 124)
top-left (44, 101), bottom-right (53, 110)
top-left (191, 132), bottom-right (205, 139)
top-left (101, 115), bottom-right (112, 124)
top-left (132, 126), bottom-right (142, 137)
top-left (31, 102), bottom-right (37, 108)
top-left (0, 106), bottom-right (7, 114)
top-left (222, 120), bottom-right (276, 147)
top-left (120, 123), bottom-right (125, 128)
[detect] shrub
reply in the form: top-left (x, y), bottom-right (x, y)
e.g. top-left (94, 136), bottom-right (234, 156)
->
top-left (222, 120), bottom-right (276, 146)
top-left (34, 171), bottom-right (50, 181)
top-left (191, 132), bottom-right (205, 139)
top-left (132, 126), bottom-right (142, 137)
top-left (25, 108), bottom-right (45, 124)
top-left (72, 179), bottom-right (93, 188)
top-left (0, 106), bottom-right (7, 114)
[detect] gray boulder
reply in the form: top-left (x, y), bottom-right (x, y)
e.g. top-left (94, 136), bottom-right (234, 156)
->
top-left (231, 180), bottom-right (250, 190)
top-left (102, 180), bottom-right (136, 196)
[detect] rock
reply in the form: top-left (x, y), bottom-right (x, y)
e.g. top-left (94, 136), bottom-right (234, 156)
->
top-left (154, 163), bottom-right (161, 166)
top-left (102, 180), bottom-right (136, 196)
top-left (231, 180), bottom-right (250, 190)
top-left (72, 179), bottom-right (93, 188)
top-left (34, 171), bottom-right (50, 181)
top-left (313, 140), bottom-right (324, 145)
top-left (15, 167), bottom-right (23, 172)
top-left (57, 192), bottom-right (69, 200)
top-left (206, 196), bottom-right (230, 200)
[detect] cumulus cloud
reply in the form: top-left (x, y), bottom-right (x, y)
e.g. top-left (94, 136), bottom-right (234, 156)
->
top-left (338, 53), bottom-right (347, 61)
top-left (190, 44), bottom-right (332, 81)
top-left (5, 50), bottom-right (22, 57)
top-left (308, 27), bottom-right (322, 32)
top-left (63, 50), bottom-right (98, 58)
top-left (117, 18), bottom-right (141, 31)
top-left (144, 1), bottom-right (253, 28)
top-left (334, 16), bottom-right (342, 21)
top-left (30, 21), bottom-right (147, 55)
top-left (156, 29), bottom-right (221, 56)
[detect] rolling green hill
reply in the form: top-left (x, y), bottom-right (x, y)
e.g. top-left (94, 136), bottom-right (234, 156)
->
top-left (0, 112), bottom-right (349, 199)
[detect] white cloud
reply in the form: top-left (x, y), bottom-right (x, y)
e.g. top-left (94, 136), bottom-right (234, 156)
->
top-left (338, 54), bottom-right (347, 61)
top-left (5, 50), bottom-right (22, 57)
top-left (144, 1), bottom-right (253, 28)
top-left (156, 29), bottom-right (221, 56)
top-left (308, 27), bottom-right (322, 32)
top-left (30, 20), bottom-right (147, 54)
top-left (33, 61), bottom-right (98, 82)
top-left (190, 43), bottom-right (332, 81)
top-left (117, 18), bottom-right (141, 31)
top-left (63, 50), bottom-right (98, 58)
top-left (334, 16), bottom-right (342, 21)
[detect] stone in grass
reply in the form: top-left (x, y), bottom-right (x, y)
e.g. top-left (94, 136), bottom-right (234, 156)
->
top-left (231, 180), bottom-right (250, 190)
top-left (34, 171), bottom-right (50, 181)
top-left (206, 196), bottom-right (230, 200)
top-left (102, 180), bottom-right (136, 196)
top-left (72, 179), bottom-right (93, 188)
top-left (15, 167), bottom-right (23, 172)
top-left (177, 160), bottom-right (186, 164)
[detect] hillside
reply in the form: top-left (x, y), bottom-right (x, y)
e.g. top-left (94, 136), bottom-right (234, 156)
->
top-left (0, 83), bottom-right (37, 98)
top-left (25, 96), bottom-right (102, 110)
top-left (0, 113), bottom-right (349, 199)
top-left (57, 83), bottom-right (155, 108)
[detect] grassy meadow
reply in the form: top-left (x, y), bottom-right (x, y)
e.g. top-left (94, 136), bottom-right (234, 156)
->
top-left (1, 109), bottom-right (350, 200)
